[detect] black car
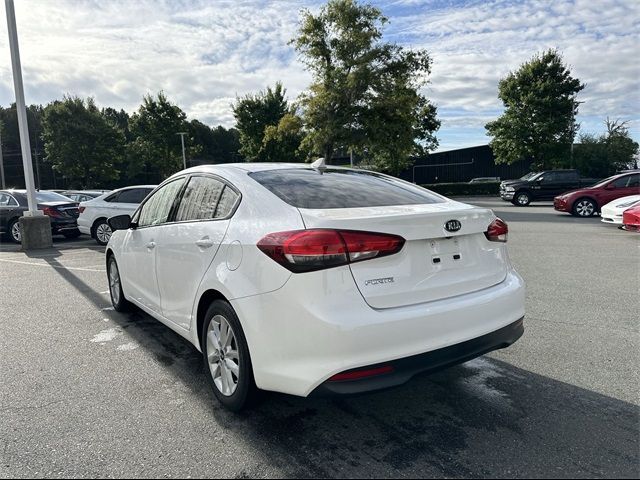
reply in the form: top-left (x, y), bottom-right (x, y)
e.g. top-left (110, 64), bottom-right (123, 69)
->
top-left (0, 190), bottom-right (81, 243)
top-left (499, 170), bottom-right (601, 206)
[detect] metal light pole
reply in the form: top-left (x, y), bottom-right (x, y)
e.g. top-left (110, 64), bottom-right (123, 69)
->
top-left (0, 128), bottom-right (5, 189)
top-left (177, 132), bottom-right (187, 170)
top-left (5, 0), bottom-right (39, 214)
top-left (5, 0), bottom-right (51, 248)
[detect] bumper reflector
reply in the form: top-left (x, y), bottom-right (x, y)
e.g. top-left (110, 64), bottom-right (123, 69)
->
top-left (328, 365), bottom-right (394, 382)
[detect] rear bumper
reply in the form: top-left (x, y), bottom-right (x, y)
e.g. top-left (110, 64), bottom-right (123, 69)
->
top-left (311, 317), bottom-right (524, 396)
top-left (50, 219), bottom-right (78, 233)
top-left (230, 267), bottom-right (526, 397)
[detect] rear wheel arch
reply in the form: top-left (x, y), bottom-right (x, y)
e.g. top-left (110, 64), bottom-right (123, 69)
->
top-left (196, 289), bottom-right (231, 351)
top-left (91, 217), bottom-right (108, 237)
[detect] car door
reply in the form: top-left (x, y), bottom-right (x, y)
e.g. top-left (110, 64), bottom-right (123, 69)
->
top-left (0, 192), bottom-right (22, 234)
top-left (155, 175), bottom-right (241, 330)
top-left (118, 180), bottom-right (186, 316)
top-left (536, 171), bottom-right (565, 199)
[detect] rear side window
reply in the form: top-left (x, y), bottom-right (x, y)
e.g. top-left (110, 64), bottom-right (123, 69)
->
top-left (111, 188), bottom-right (152, 204)
top-left (0, 193), bottom-right (19, 206)
top-left (174, 176), bottom-right (238, 222)
top-left (249, 169), bottom-right (443, 209)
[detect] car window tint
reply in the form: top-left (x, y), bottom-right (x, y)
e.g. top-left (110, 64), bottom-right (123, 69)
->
top-left (137, 179), bottom-right (186, 227)
top-left (611, 175), bottom-right (638, 188)
top-left (0, 193), bottom-right (18, 206)
top-left (175, 176), bottom-right (227, 222)
top-left (554, 172), bottom-right (575, 182)
top-left (114, 188), bottom-right (152, 204)
top-left (249, 169), bottom-right (443, 209)
top-left (624, 174), bottom-right (639, 188)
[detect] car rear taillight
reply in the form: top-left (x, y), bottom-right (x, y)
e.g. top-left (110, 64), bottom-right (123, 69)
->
top-left (79, 207), bottom-right (86, 214)
top-left (485, 218), bottom-right (508, 242)
top-left (41, 207), bottom-right (63, 218)
top-left (257, 229), bottom-right (405, 273)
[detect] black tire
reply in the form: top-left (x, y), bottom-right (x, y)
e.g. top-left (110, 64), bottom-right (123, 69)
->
top-left (7, 218), bottom-right (21, 243)
top-left (107, 256), bottom-right (132, 312)
top-left (93, 219), bottom-right (112, 246)
top-left (512, 191), bottom-right (531, 206)
top-left (63, 229), bottom-right (82, 239)
top-left (572, 197), bottom-right (597, 217)
top-left (202, 300), bottom-right (257, 412)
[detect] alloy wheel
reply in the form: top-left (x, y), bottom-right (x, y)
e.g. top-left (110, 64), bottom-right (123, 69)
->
top-left (516, 193), bottom-right (530, 206)
top-left (96, 222), bottom-right (112, 244)
top-left (206, 315), bottom-right (240, 397)
top-left (575, 200), bottom-right (595, 217)
top-left (108, 259), bottom-right (121, 306)
top-left (11, 222), bottom-right (21, 242)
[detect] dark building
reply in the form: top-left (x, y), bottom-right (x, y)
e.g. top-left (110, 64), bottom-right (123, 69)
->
top-left (399, 145), bottom-right (532, 184)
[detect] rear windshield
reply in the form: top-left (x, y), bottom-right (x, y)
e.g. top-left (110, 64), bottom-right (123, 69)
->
top-left (249, 169), bottom-right (443, 209)
top-left (35, 191), bottom-right (73, 203)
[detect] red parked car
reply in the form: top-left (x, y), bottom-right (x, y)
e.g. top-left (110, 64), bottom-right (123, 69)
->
top-left (554, 171), bottom-right (640, 217)
top-left (622, 204), bottom-right (640, 231)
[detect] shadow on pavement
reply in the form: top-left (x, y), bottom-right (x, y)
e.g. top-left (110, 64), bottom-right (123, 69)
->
top-left (40, 248), bottom-right (639, 479)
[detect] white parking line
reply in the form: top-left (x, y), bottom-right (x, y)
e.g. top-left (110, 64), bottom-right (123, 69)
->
top-left (0, 258), bottom-right (105, 273)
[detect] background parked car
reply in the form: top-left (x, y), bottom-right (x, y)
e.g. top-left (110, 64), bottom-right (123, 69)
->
top-left (78, 185), bottom-right (156, 245)
top-left (0, 190), bottom-right (81, 243)
top-left (600, 195), bottom-right (640, 225)
top-left (62, 190), bottom-right (111, 203)
top-left (554, 171), bottom-right (640, 217)
top-left (622, 204), bottom-right (640, 232)
top-left (500, 169), bottom-right (601, 205)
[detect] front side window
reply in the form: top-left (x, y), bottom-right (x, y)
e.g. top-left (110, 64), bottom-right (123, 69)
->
top-left (249, 169), bottom-right (443, 209)
top-left (137, 179), bottom-right (186, 228)
top-left (174, 176), bottom-right (237, 222)
top-left (611, 174), bottom-right (639, 188)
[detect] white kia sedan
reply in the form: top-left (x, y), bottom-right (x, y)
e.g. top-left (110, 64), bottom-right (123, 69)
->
top-left (78, 185), bottom-right (156, 245)
top-left (105, 164), bottom-right (525, 411)
top-left (600, 195), bottom-right (640, 225)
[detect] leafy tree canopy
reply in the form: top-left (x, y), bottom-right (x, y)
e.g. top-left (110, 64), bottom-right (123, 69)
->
top-left (292, 0), bottom-right (440, 174)
top-left (486, 49), bottom-right (585, 170)
top-left (232, 82), bottom-right (289, 160)
top-left (42, 96), bottom-right (124, 188)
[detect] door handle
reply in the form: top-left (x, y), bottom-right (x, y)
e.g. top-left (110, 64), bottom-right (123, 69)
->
top-left (196, 238), bottom-right (214, 249)
top-left (146, 241), bottom-right (156, 250)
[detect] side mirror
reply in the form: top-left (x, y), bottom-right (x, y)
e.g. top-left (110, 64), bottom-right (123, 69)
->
top-left (108, 214), bottom-right (134, 231)
top-left (536, 177), bottom-right (544, 184)
top-left (604, 184), bottom-right (616, 190)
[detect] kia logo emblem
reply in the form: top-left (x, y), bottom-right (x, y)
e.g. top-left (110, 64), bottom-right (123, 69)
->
top-left (445, 220), bottom-right (462, 232)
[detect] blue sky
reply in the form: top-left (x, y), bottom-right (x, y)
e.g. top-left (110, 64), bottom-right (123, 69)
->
top-left (0, 0), bottom-right (638, 152)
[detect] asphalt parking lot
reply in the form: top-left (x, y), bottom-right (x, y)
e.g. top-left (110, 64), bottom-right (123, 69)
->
top-left (1, 198), bottom-right (638, 478)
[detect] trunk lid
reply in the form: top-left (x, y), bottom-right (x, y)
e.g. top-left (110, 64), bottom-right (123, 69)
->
top-left (39, 201), bottom-right (81, 218)
top-left (298, 202), bottom-right (508, 309)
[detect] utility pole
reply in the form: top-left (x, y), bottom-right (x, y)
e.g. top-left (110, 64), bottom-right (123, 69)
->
top-left (177, 132), bottom-right (187, 170)
top-left (5, 0), bottom-right (51, 248)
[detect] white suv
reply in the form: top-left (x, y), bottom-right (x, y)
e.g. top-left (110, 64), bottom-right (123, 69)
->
top-left (78, 185), bottom-right (156, 245)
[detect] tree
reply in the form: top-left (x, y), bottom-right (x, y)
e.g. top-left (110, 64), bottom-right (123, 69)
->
top-left (233, 83), bottom-right (289, 160)
top-left (188, 120), bottom-right (242, 164)
top-left (260, 112), bottom-right (307, 162)
top-left (292, 0), bottom-right (440, 174)
top-left (573, 119), bottom-right (639, 177)
top-left (128, 92), bottom-right (199, 180)
top-left (486, 49), bottom-right (585, 170)
top-left (42, 97), bottom-right (124, 188)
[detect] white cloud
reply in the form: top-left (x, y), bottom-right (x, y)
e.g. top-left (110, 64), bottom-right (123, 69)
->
top-left (0, 0), bottom-right (636, 151)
